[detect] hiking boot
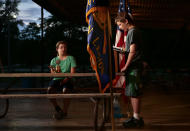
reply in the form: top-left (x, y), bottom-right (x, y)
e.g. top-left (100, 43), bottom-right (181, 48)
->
top-left (53, 110), bottom-right (67, 120)
top-left (123, 117), bottom-right (144, 128)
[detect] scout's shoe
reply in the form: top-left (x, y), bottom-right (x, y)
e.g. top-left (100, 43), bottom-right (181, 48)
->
top-left (53, 110), bottom-right (67, 120)
top-left (123, 117), bottom-right (144, 128)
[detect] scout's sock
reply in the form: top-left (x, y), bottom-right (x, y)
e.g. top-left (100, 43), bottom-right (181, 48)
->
top-left (133, 113), bottom-right (140, 120)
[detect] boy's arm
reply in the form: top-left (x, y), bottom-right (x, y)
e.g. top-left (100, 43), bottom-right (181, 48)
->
top-left (61, 67), bottom-right (76, 85)
top-left (70, 67), bottom-right (76, 74)
top-left (49, 66), bottom-right (56, 73)
top-left (121, 44), bottom-right (136, 72)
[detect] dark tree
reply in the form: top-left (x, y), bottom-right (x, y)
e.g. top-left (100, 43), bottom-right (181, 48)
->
top-left (0, 0), bottom-right (23, 66)
top-left (43, 15), bottom-right (89, 67)
top-left (19, 22), bottom-right (40, 40)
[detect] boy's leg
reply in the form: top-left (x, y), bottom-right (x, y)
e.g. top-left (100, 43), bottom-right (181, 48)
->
top-left (47, 85), bottom-right (66, 120)
top-left (131, 97), bottom-right (141, 119)
top-left (123, 69), bottom-right (144, 128)
top-left (123, 97), bottom-right (144, 128)
top-left (61, 82), bottom-right (73, 115)
top-left (62, 98), bottom-right (70, 115)
top-left (47, 86), bottom-right (62, 112)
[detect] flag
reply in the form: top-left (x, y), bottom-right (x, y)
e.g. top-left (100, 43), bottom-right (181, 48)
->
top-left (127, 2), bottom-right (133, 19)
top-left (114, 0), bottom-right (127, 89)
top-left (86, 0), bottom-right (115, 93)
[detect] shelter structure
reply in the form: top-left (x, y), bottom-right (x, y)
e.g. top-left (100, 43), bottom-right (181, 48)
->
top-left (33, 0), bottom-right (190, 29)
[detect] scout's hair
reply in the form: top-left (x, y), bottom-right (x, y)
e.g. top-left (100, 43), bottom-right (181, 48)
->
top-left (115, 12), bottom-right (135, 25)
top-left (56, 41), bottom-right (68, 56)
top-left (56, 41), bottom-right (68, 49)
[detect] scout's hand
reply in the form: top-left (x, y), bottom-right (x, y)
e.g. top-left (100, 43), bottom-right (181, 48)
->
top-left (121, 66), bottom-right (127, 72)
top-left (60, 77), bottom-right (69, 85)
top-left (49, 66), bottom-right (56, 73)
top-left (122, 47), bottom-right (126, 52)
top-left (60, 79), bottom-right (66, 86)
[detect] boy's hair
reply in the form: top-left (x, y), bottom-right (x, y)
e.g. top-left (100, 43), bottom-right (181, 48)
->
top-left (56, 41), bottom-right (68, 56)
top-left (56, 41), bottom-right (67, 49)
top-left (115, 12), bottom-right (135, 25)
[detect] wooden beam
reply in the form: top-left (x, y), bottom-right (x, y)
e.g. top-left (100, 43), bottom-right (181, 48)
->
top-left (0, 73), bottom-right (125, 77)
top-left (0, 88), bottom-right (47, 92)
top-left (0, 93), bottom-right (121, 99)
top-left (0, 73), bottom-right (95, 77)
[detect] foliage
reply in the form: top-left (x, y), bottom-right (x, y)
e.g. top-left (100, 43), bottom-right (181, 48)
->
top-left (43, 15), bottom-right (89, 66)
top-left (0, 0), bottom-right (23, 65)
top-left (0, 0), bottom-right (22, 36)
top-left (19, 22), bottom-right (40, 40)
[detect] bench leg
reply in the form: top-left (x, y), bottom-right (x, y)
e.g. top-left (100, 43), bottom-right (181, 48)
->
top-left (104, 98), bottom-right (111, 122)
top-left (0, 99), bottom-right (9, 118)
top-left (0, 78), bottom-right (19, 118)
top-left (93, 98), bottom-right (109, 131)
top-left (94, 98), bottom-right (99, 131)
top-left (99, 98), bottom-right (107, 131)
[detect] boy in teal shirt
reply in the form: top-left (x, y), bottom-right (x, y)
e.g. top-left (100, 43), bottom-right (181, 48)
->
top-left (48, 41), bottom-right (76, 120)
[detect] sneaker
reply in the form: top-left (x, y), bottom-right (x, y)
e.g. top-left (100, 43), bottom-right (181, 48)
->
top-left (53, 110), bottom-right (67, 120)
top-left (123, 117), bottom-right (144, 128)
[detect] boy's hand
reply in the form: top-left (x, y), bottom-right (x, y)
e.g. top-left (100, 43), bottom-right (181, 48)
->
top-left (48, 66), bottom-right (56, 73)
top-left (60, 77), bottom-right (70, 85)
top-left (122, 47), bottom-right (126, 52)
top-left (121, 66), bottom-right (127, 72)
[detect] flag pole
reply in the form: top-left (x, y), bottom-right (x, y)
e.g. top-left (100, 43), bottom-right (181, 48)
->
top-left (109, 63), bottom-right (115, 131)
top-left (108, 32), bottom-right (116, 131)
top-left (107, 10), bottom-right (116, 131)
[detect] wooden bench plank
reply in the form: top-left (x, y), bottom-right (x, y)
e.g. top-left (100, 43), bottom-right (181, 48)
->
top-left (0, 93), bottom-right (121, 99)
top-left (0, 88), bottom-right (47, 92)
top-left (0, 73), bottom-right (124, 77)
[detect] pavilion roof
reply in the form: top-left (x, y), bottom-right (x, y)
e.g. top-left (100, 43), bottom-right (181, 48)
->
top-left (33, 0), bottom-right (190, 29)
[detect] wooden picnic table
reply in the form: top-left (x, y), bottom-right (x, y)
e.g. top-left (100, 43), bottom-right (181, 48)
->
top-left (0, 73), bottom-right (123, 131)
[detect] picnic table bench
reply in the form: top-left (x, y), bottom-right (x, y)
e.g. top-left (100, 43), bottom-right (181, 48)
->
top-left (0, 73), bottom-right (123, 131)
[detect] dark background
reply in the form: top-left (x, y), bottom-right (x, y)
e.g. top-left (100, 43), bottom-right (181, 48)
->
top-left (0, 0), bottom-right (190, 73)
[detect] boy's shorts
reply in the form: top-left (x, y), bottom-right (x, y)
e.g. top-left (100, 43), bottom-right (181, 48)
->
top-left (49, 79), bottom-right (74, 92)
top-left (125, 69), bottom-right (143, 97)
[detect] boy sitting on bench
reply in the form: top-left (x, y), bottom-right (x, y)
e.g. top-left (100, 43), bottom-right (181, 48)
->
top-left (48, 41), bottom-right (77, 120)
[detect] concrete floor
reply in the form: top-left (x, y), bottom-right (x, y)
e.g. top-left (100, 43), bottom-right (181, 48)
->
top-left (1, 86), bottom-right (190, 131)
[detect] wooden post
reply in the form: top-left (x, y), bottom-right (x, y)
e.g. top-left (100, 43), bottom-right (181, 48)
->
top-left (108, 40), bottom-right (115, 131)
top-left (107, 9), bottom-right (115, 131)
top-left (114, 50), bottom-right (119, 73)
top-left (41, 6), bottom-right (44, 88)
top-left (7, 20), bottom-right (11, 72)
top-left (41, 6), bottom-right (44, 73)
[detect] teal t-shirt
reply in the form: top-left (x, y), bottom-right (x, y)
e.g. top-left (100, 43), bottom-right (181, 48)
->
top-left (50, 56), bottom-right (77, 80)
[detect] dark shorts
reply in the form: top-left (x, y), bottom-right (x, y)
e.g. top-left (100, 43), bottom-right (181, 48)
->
top-left (125, 68), bottom-right (143, 97)
top-left (49, 79), bottom-right (74, 92)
